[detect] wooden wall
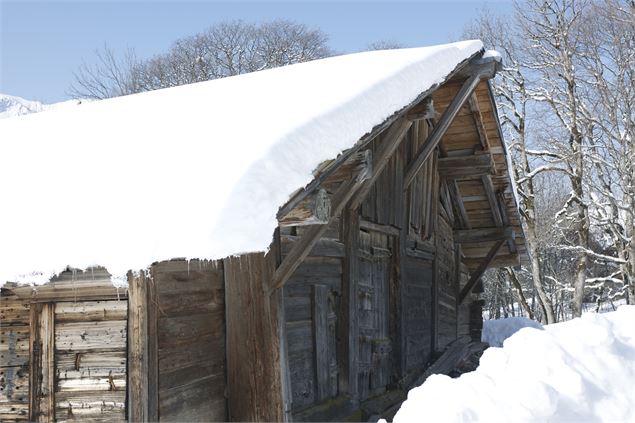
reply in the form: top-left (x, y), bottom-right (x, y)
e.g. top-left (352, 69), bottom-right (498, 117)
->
top-left (1, 269), bottom-right (128, 423)
top-left (282, 221), bottom-right (343, 416)
top-left (0, 290), bottom-right (30, 421)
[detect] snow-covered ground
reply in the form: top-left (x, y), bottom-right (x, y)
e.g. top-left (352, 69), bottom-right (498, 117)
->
top-left (481, 316), bottom-right (544, 347)
top-left (0, 93), bottom-right (84, 118)
top-left (388, 306), bottom-right (635, 423)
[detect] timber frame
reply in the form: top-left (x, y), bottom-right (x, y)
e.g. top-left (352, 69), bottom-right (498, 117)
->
top-left (233, 49), bottom-right (528, 421)
top-left (0, 48), bottom-right (528, 423)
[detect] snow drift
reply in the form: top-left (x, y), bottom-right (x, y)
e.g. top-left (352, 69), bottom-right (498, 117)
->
top-left (389, 306), bottom-right (635, 423)
top-left (482, 316), bottom-right (544, 347)
top-left (0, 40), bottom-right (482, 285)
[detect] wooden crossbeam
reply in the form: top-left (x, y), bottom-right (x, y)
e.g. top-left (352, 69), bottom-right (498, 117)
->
top-left (458, 238), bottom-right (506, 305)
top-left (464, 253), bottom-right (520, 269)
top-left (438, 154), bottom-right (494, 179)
top-left (403, 71), bottom-right (487, 190)
top-left (454, 226), bottom-right (512, 243)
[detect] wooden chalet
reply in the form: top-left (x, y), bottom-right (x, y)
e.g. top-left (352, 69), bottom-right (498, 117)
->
top-left (0, 43), bottom-right (526, 422)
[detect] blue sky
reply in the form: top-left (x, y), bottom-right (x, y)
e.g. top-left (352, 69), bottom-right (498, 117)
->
top-left (0, 1), bottom-right (512, 103)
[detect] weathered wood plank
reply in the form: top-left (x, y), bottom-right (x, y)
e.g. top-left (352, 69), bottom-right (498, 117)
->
top-left (54, 300), bottom-right (127, 323)
top-left (224, 252), bottom-right (285, 422)
top-left (127, 271), bottom-right (149, 423)
top-left (312, 284), bottom-right (329, 403)
top-left (29, 303), bottom-right (54, 422)
top-left (54, 320), bottom-right (127, 352)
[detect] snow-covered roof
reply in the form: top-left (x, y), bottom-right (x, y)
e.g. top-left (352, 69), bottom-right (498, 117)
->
top-left (0, 40), bottom-right (483, 285)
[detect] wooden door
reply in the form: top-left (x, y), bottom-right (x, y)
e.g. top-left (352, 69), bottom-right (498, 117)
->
top-left (357, 230), bottom-right (392, 400)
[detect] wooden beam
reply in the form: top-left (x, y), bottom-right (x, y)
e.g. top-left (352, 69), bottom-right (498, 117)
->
top-left (270, 176), bottom-right (364, 293)
top-left (313, 284), bottom-right (329, 402)
top-left (449, 180), bottom-right (471, 229)
top-left (497, 191), bottom-right (518, 255)
top-left (29, 303), bottom-right (54, 422)
top-left (403, 68), bottom-right (490, 189)
top-left (340, 208), bottom-right (360, 399)
top-left (278, 188), bottom-right (331, 227)
top-left (405, 97), bottom-right (435, 121)
top-left (438, 154), bottom-right (494, 179)
top-left (359, 219), bottom-right (401, 237)
top-left (127, 271), bottom-right (149, 423)
top-left (458, 238), bottom-right (506, 305)
top-left (468, 92), bottom-right (491, 152)
top-left (464, 253), bottom-right (520, 269)
top-left (454, 226), bottom-right (512, 243)
top-left (482, 175), bottom-right (503, 227)
top-left (349, 118), bottom-right (412, 209)
top-left (323, 149), bottom-right (372, 184)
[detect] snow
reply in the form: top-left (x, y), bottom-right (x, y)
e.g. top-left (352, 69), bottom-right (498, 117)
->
top-left (482, 316), bottom-right (544, 347)
top-left (0, 93), bottom-right (85, 119)
top-left (0, 41), bottom-right (484, 286)
top-left (387, 306), bottom-right (635, 423)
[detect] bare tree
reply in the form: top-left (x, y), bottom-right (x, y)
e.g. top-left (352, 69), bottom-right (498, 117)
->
top-left (464, 9), bottom-right (557, 323)
top-left (68, 44), bottom-right (142, 100)
top-left (366, 40), bottom-right (406, 50)
top-left (69, 20), bottom-right (333, 99)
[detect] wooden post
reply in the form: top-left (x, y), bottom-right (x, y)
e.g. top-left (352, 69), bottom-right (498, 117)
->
top-left (224, 252), bottom-right (286, 422)
top-left (339, 208), bottom-right (360, 400)
top-left (312, 284), bottom-right (329, 402)
top-left (29, 303), bottom-right (54, 422)
top-left (127, 271), bottom-right (149, 422)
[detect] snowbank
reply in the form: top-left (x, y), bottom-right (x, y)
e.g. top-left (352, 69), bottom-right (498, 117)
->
top-left (0, 40), bottom-right (483, 285)
top-left (482, 316), bottom-right (544, 347)
top-left (0, 93), bottom-right (84, 119)
top-left (389, 306), bottom-right (635, 423)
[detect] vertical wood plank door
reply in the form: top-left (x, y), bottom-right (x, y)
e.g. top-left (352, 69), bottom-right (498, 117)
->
top-left (357, 230), bottom-right (392, 400)
top-left (53, 300), bottom-right (128, 422)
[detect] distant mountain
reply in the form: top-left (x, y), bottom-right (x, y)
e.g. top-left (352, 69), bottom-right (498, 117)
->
top-left (0, 93), bottom-right (85, 119)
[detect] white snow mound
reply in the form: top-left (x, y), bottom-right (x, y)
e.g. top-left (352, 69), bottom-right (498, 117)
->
top-left (389, 306), bottom-right (635, 423)
top-left (482, 316), bottom-right (544, 347)
top-left (0, 93), bottom-right (84, 119)
top-left (0, 40), bottom-right (483, 285)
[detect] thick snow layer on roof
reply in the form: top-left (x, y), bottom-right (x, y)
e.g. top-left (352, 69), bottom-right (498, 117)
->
top-left (0, 40), bottom-right (482, 285)
top-left (387, 306), bottom-right (635, 423)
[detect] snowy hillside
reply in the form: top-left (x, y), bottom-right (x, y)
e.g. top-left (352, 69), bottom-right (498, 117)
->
top-left (0, 93), bottom-right (84, 119)
top-left (387, 306), bottom-right (635, 423)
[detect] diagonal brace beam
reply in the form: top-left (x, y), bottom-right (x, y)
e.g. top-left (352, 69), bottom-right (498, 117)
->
top-left (269, 176), bottom-right (364, 294)
top-left (458, 237), bottom-right (506, 305)
top-left (403, 69), bottom-right (490, 190)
